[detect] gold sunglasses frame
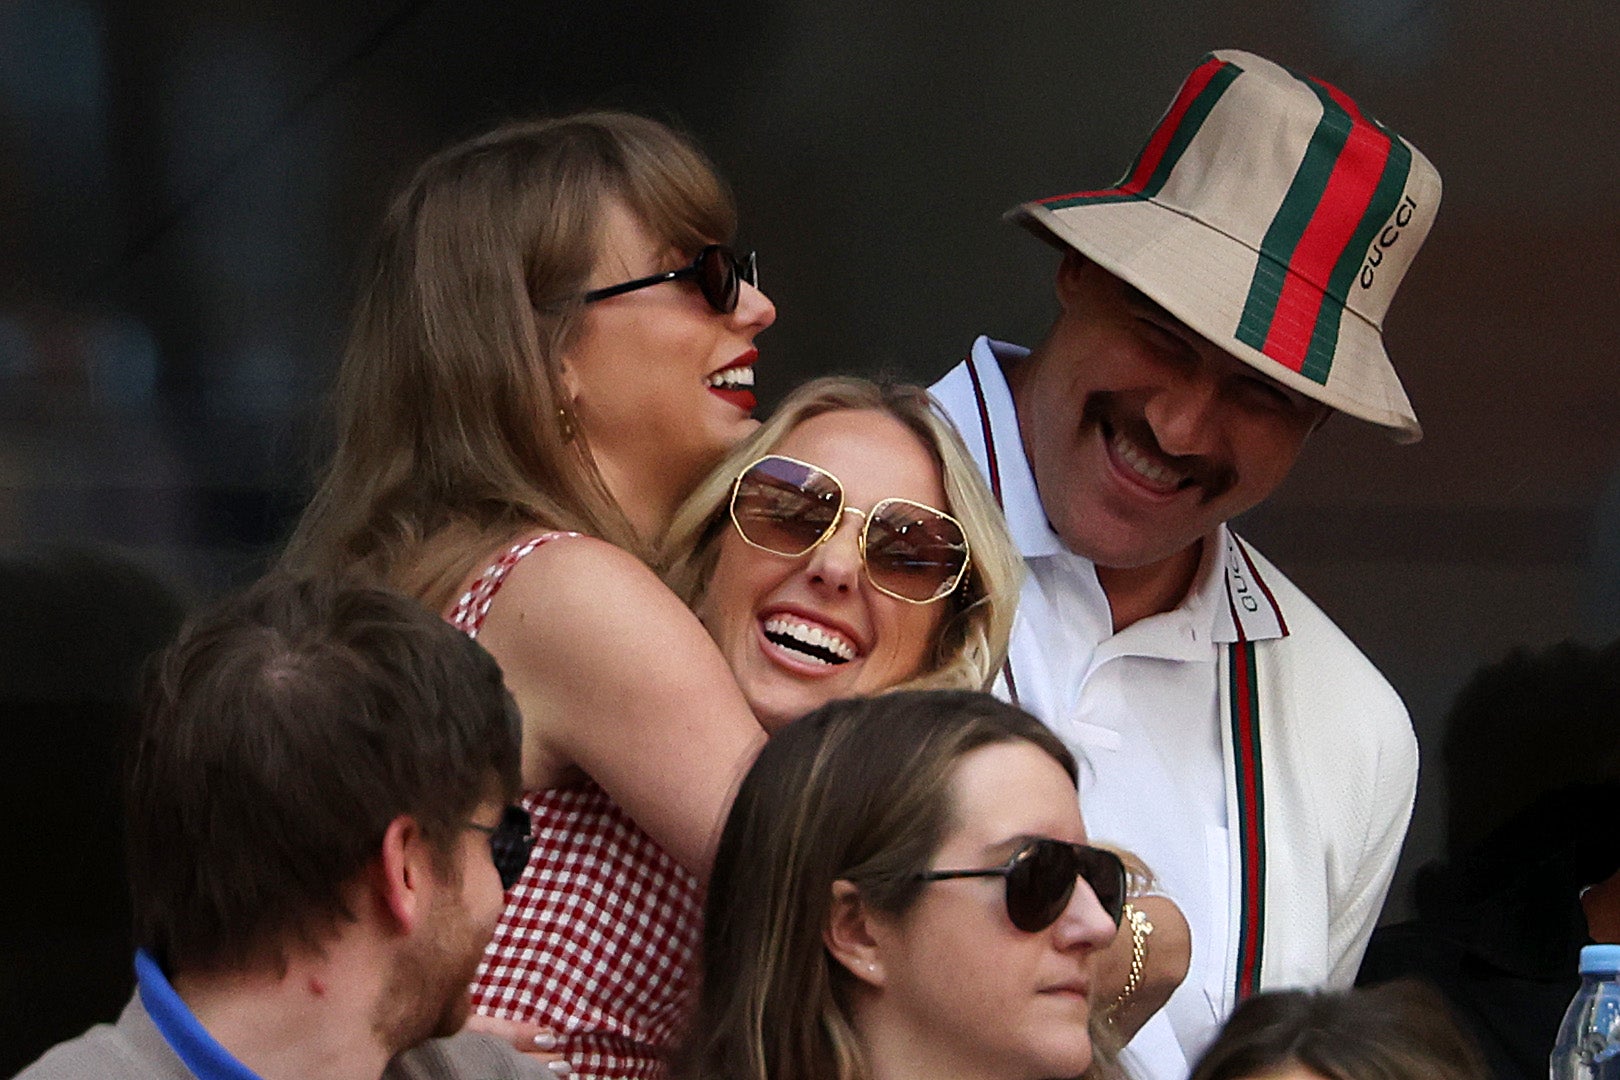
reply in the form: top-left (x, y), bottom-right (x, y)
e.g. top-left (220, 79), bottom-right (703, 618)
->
top-left (726, 454), bottom-right (972, 605)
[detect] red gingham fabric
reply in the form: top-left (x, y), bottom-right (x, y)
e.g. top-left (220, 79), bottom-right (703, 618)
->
top-left (450, 534), bottom-right (703, 1080)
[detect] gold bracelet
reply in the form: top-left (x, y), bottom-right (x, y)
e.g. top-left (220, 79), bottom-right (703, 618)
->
top-left (1104, 902), bottom-right (1154, 1025)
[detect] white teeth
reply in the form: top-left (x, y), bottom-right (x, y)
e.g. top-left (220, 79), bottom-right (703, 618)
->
top-left (707, 366), bottom-right (755, 390)
top-left (1111, 430), bottom-right (1184, 489)
top-left (763, 615), bottom-right (856, 664)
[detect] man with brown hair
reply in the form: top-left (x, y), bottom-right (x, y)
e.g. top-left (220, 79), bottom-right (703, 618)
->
top-left (932, 49), bottom-right (1437, 1078)
top-left (17, 574), bottom-right (552, 1080)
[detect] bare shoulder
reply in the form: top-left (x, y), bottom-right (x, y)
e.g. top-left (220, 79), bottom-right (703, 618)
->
top-left (474, 532), bottom-right (703, 652)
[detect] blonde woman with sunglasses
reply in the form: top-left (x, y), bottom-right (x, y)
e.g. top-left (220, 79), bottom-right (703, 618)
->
top-left (663, 377), bottom-right (1024, 721)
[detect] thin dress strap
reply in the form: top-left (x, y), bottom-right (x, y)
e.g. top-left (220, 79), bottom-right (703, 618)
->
top-left (448, 531), bottom-right (581, 638)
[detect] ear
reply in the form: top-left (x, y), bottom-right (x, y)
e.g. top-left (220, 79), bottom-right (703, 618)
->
top-left (1054, 250), bottom-right (1090, 312)
top-left (824, 880), bottom-right (886, 988)
top-left (374, 814), bottom-right (433, 935)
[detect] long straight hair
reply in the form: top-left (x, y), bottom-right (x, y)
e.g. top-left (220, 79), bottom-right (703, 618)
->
top-left (680, 690), bottom-right (1120, 1080)
top-left (282, 113), bottom-right (737, 609)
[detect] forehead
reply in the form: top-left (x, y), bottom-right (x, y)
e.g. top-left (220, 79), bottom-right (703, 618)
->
top-left (1088, 267), bottom-right (1325, 413)
top-left (772, 409), bottom-right (947, 508)
top-left (939, 741), bottom-right (1085, 858)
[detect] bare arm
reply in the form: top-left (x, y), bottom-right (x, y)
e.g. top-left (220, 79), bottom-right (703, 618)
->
top-left (472, 535), bottom-right (765, 879)
top-left (1092, 894), bottom-right (1191, 1042)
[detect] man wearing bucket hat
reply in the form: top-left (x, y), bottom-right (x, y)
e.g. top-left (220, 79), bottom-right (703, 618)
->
top-left (931, 50), bottom-right (1435, 1077)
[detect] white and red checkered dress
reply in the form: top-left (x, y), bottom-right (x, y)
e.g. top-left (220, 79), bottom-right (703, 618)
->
top-left (449, 533), bottom-right (704, 1080)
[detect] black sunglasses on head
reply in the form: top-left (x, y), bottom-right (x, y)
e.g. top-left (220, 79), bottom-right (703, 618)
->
top-left (915, 838), bottom-right (1126, 933)
top-left (464, 805), bottom-right (535, 890)
top-left (582, 243), bottom-right (758, 314)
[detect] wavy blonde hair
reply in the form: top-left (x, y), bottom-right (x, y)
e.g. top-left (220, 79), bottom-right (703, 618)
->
top-left (282, 112), bottom-right (737, 609)
top-left (662, 377), bottom-right (1023, 692)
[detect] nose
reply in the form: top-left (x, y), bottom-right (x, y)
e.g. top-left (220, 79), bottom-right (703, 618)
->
top-left (803, 507), bottom-right (863, 594)
top-left (1050, 876), bottom-right (1122, 955)
top-left (1143, 366), bottom-right (1222, 459)
top-left (731, 279), bottom-right (777, 333)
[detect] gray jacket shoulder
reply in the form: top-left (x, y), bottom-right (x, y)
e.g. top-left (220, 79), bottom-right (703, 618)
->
top-left (13, 998), bottom-right (179, 1080)
top-left (386, 1034), bottom-right (551, 1080)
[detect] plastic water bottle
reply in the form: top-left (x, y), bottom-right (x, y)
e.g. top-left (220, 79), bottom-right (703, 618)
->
top-left (1552, 945), bottom-right (1620, 1079)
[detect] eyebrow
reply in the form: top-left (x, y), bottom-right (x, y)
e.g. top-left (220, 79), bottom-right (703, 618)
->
top-left (1120, 281), bottom-right (1198, 340)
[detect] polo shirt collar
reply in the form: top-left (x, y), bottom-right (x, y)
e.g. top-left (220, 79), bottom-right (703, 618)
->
top-left (136, 949), bottom-right (265, 1080)
top-left (961, 336), bottom-right (1066, 559)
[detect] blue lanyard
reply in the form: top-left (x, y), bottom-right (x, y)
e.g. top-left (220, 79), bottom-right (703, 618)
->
top-left (135, 950), bottom-right (266, 1080)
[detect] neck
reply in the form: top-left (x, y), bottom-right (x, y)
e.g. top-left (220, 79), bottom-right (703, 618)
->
top-left (172, 945), bottom-right (393, 1080)
top-left (855, 1000), bottom-right (1004, 1080)
top-left (1094, 538), bottom-right (1205, 634)
top-left (591, 453), bottom-right (683, 552)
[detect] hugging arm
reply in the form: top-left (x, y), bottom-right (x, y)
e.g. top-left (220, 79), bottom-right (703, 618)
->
top-left (472, 535), bottom-right (767, 879)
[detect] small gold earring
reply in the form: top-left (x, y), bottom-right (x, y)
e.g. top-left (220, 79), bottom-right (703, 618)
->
top-left (557, 406), bottom-right (575, 442)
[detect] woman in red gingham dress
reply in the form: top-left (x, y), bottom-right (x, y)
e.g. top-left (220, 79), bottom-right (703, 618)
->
top-left (449, 534), bottom-right (704, 1080)
top-left (281, 114), bottom-right (777, 1080)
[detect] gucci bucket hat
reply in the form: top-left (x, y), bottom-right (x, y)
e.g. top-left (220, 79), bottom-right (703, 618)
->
top-left (1009, 49), bottom-right (1441, 442)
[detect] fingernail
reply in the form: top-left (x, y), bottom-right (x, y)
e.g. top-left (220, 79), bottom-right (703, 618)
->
top-left (532, 1033), bottom-right (559, 1051)
top-left (547, 1060), bottom-right (572, 1076)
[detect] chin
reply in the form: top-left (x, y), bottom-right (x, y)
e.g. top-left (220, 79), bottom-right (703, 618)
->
top-left (744, 680), bottom-right (842, 732)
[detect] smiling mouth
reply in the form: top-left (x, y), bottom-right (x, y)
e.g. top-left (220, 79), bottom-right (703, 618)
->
top-left (1085, 394), bottom-right (1234, 504)
top-left (707, 365), bottom-right (755, 392)
top-left (763, 615), bottom-right (854, 666)
top-left (1108, 424), bottom-right (1189, 493)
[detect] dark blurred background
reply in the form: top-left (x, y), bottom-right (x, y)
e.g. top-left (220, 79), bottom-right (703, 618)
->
top-left (4, 0), bottom-right (1618, 1066)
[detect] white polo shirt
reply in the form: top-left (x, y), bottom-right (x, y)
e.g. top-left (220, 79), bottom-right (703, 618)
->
top-left (932, 337), bottom-right (1417, 1080)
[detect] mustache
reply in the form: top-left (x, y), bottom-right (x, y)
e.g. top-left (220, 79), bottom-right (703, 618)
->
top-left (1081, 392), bottom-right (1237, 504)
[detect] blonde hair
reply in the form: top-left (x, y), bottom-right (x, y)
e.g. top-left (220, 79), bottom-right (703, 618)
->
top-left (282, 112), bottom-right (737, 608)
top-left (662, 377), bottom-right (1023, 692)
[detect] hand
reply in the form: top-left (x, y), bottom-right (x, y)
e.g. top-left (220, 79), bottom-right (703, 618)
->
top-left (461, 1013), bottom-right (574, 1075)
top-left (1093, 894), bottom-right (1191, 1041)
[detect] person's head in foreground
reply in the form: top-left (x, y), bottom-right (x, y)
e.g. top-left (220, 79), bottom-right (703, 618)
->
top-left (664, 378), bottom-right (1023, 728)
top-left (285, 110), bottom-right (776, 603)
top-left (1003, 48), bottom-right (1440, 583)
top-left (682, 690), bottom-right (1126, 1080)
top-left (1188, 982), bottom-right (1488, 1080)
top-left (17, 574), bottom-right (533, 1080)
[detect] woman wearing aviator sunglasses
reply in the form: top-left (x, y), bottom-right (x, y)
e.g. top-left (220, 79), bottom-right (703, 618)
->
top-left (663, 378), bottom-right (1025, 727)
top-left (282, 112), bottom-right (780, 1078)
top-left (682, 690), bottom-right (1130, 1080)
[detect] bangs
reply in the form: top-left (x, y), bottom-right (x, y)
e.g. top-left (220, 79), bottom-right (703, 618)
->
top-left (612, 122), bottom-right (738, 255)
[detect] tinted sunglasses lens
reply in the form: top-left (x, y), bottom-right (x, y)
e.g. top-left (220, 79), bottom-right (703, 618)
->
top-left (731, 458), bottom-right (841, 555)
top-left (1005, 840), bottom-right (1080, 932)
top-left (1077, 846), bottom-right (1128, 926)
top-left (696, 245), bottom-right (741, 313)
top-left (489, 806), bottom-right (534, 890)
top-left (863, 502), bottom-right (968, 602)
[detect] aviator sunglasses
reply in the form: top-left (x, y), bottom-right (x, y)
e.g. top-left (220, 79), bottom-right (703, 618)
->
top-left (582, 243), bottom-right (758, 314)
top-left (464, 805), bottom-right (535, 890)
top-left (728, 454), bottom-right (971, 604)
top-left (915, 838), bottom-right (1127, 933)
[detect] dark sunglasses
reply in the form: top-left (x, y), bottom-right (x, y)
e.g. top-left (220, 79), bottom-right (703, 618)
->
top-left (728, 454), bottom-right (971, 604)
top-left (464, 805), bottom-right (535, 890)
top-left (915, 838), bottom-right (1127, 932)
top-left (582, 244), bottom-right (758, 314)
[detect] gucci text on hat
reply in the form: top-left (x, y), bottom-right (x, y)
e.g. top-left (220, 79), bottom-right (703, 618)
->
top-left (1009, 49), bottom-right (1441, 442)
